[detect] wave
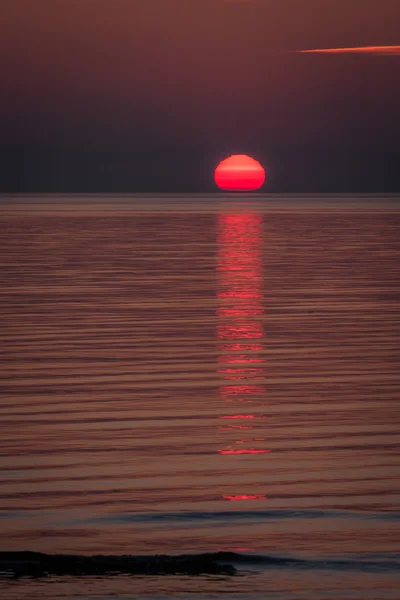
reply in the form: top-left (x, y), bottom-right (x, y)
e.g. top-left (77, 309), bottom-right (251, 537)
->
top-left (220, 551), bottom-right (400, 573)
top-left (96, 508), bottom-right (400, 525)
top-left (1, 550), bottom-right (399, 579)
top-left (0, 551), bottom-right (236, 578)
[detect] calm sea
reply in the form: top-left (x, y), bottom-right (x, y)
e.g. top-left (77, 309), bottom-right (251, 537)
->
top-left (1, 195), bottom-right (400, 599)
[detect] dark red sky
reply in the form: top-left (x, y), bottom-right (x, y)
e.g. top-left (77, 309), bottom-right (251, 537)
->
top-left (1, 0), bottom-right (399, 191)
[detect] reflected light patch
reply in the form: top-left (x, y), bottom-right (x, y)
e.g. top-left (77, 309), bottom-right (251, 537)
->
top-left (218, 449), bottom-right (270, 454)
top-left (218, 368), bottom-right (264, 374)
top-left (218, 354), bottom-right (264, 363)
top-left (218, 324), bottom-right (263, 339)
top-left (219, 424), bottom-right (252, 428)
top-left (222, 344), bottom-right (263, 352)
top-left (223, 495), bottom-right (267, 501)
top-left (215, 155), bottom-right (266, 191)
top-left (218, 291), bottom-right (262, 299)
top-left (220, 384), bottom-right (264, 396)
top-left (219, 415), bottom-right (257, 419)
top-left (217, 308), bottom-right (263, 317)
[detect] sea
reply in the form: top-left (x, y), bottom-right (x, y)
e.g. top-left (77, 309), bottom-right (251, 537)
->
top-left (1, 195), bottom-right (400, 599)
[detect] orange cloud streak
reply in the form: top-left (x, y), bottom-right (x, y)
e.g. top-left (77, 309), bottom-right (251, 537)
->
top-left (296, 46), bottom-right (400, 55)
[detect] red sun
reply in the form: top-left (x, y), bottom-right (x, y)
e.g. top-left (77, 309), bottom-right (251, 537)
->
top-left (215, 155), bottom-right (266, 191)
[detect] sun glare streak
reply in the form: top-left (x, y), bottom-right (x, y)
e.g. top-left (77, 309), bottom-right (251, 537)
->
top-left (296, 45), bottom-right (400, 55)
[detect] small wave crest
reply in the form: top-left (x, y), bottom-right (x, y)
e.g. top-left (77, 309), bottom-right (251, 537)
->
top-left (95, 508), bottom-right (400, 526)
top-left (213, 551), bottom-right (400, 573)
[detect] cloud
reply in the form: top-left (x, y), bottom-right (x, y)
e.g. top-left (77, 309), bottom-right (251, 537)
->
top-left (295, 46), bottom-right (400, 55)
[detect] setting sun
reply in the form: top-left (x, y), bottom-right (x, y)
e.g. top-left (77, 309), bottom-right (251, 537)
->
top-left (215, 155), bottom-right (266, 191)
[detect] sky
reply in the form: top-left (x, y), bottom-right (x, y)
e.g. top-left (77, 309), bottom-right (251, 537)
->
top-left (1, 0), bottom-right (399, 192)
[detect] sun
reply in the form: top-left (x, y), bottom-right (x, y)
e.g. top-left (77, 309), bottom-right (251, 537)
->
top-left (215, 155), bottom-right (266, 191)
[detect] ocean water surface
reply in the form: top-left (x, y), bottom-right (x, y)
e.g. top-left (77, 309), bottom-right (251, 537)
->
top-left (1, 195), bottom-right (400, 599)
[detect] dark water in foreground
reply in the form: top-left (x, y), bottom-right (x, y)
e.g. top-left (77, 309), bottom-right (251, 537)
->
top-left (1, 195), bottom-right (400, 599)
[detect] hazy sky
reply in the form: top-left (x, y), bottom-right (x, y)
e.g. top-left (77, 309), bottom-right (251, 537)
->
top-left (1, 0), bottom-right (399, 191)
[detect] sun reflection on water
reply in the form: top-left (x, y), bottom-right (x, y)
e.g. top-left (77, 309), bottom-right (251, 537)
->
top-left (216, 213), bottom-right (269, 501)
